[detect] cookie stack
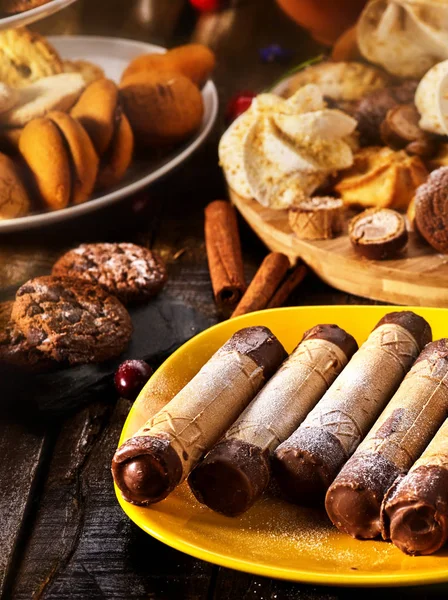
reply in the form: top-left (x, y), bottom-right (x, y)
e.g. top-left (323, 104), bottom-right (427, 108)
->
top-left (0, 243), bottom-right (167, 371)
top-left (0, 27), bottom-right (215, 220)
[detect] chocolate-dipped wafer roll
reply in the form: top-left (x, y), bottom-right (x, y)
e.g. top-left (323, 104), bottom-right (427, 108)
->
top-left (188, 325), bottom-right (358, 516)
top-left (381, 419), bottom-right (448, 555)
top-left (112, 326), bottom-right (286, 506)
top-left (326, 339), bottom-right (448, 541)
top-left (273, 312), bottom-right (431, 505)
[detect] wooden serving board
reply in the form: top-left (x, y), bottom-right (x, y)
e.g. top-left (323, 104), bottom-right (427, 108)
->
top-left (230, 189), bottom-right (448, 307)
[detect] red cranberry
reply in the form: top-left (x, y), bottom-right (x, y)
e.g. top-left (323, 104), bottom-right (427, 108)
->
top-left (189, 0), bottom-right (222, 11)
top-left (225, 91), bottom-right (256, 125)
top-left (114, 360), bottom-right (153, 400)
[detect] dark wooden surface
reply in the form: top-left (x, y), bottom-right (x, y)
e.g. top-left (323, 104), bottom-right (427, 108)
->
top-left (1, 1), bottom-right (448, 598)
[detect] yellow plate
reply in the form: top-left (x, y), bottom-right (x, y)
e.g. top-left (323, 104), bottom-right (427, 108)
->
top-left (115, 306), bottom-right (448, 587)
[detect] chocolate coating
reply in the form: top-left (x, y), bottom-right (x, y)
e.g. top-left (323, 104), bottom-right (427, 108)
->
top-left (188, 439), bottom-right (270, 516)
top-left (325, 453), bottom-right (402, 539)
top-left (273, 428), bottom-right (347, 504)
top-left (375, 311), bottom-right (432, 352)
top-left (382, 466), bottom-right (448, 555)
top-left (301, 324), bottom-right (358, 360)
top-left (221, 326), bottom-right (287, 379)
top-left (112, 436), bottom-right (183, 505)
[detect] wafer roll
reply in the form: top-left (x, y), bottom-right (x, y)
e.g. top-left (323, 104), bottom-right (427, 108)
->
top-left (188, 325), bottom-right (358, 516)
top-left (326, 339), bottom-right (448, 541)
top-left (381, 418), bottom-right (448, 555)
top-left (112, 326), bottom-right (286, 506)
top-left (273, 312), bottom-right (431, 505)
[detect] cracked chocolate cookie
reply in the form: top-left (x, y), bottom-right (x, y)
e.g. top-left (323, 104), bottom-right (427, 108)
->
top-left (11, 275), bottom-right (132, 365)
top-left (52, 243), bottom-right (167, 304)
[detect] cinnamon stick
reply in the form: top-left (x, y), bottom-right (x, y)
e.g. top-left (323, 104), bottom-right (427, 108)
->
top-left (268, 264), bottom-right (307, 308)
top-left (231, 252), bottom-right (291, 318)
top-left (205, 201), bottom-right (246, 310)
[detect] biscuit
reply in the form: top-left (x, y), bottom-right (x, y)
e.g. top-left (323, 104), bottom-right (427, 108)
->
top-left (120, 71), bottom-right (204, 147)
top-left (11, 275), bottom-right (133, 365)
top-left (1, 0), bottom-right (51, 14)
top-left (0, 152), bottom-right (31, 219)
top-left (62, 59), bottom-right (105, 85)
top-left (0, 27), bottom-right (62, 88)
top-left (47, 111), bottom-right (99, 205)
top-left (0, 73), bottom-right (85, 128)
top-left (0, 322), bottom-right (54, 371)
top-left (52, 243), bottom-right (167, 304)
top-left (19, 117), bottom-right (71, 211)
top-left (96, 112), bottom-right (134, 190)
top-left (71, 78), bottom-right (118, 156)
top-left (121, 44), bottom-right (216, 87)
top-left (0, 83), bottom-right (19, 114)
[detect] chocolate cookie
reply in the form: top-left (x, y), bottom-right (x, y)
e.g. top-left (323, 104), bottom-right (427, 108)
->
top-left (0, 322), bottom-right (54, 371)
top-left (11, 276), bottom-right (132, 365)
top-left (52, 243), bottom-right (167, 304)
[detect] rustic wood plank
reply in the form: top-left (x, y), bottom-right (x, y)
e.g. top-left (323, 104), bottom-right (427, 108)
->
top-left (0, 416), bottom-right (48, 598)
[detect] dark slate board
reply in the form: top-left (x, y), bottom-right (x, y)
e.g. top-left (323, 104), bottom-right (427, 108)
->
top-left (1, 297), bottom-right (214, 414)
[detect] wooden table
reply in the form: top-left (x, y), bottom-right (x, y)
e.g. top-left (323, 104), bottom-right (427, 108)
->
top-left (1, 1), bottom-right (447, 598)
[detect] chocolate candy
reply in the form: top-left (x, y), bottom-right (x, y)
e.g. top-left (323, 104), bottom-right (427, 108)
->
top-left (381, 419), bottom-right (448, 555)
top-left (273, 311), bottom-right (431, 505)
top-left (112, 326), bottom-right (286, 506)
top-left (326, 339), bottom-right (448, 541)
top-left (348, 208), bottom-right (408, 260)
top-left (188, 325), bottom-right (357, 516)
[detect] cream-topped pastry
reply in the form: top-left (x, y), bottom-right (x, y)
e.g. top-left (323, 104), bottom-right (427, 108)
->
top-left (219, 85), bottom-right (357, 210)
top-left (415, 60), bottom-right (448, 135)
top-left (357, 0), bottom-right (448, 79)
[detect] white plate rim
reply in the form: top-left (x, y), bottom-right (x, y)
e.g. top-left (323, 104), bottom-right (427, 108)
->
top-left (0, 0), bottom-right (78, 31)
top-left (0, 35), bottom-right (219, 233)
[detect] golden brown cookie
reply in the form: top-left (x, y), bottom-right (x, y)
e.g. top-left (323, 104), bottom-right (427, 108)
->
top-left (1, 0), bottom-right (51, 14)
top-left (119, 71), bottom-right (204, 147)
top-left (0, 152), bottom-right (30, 219)
top-left (47, 111), bottom-right (99, 205)
top-left (0, 27), bottom-right (62, 88)
top-left (19, 117), bottom-right (71, 211)
top-left (96, 111), bottom-right (134, 190)
top-left (62, 59), bottom-right (105, 85)
top-left (121, 44), bottom-right (216, 87)
top-left (71, 78), bottom-right (118, 156)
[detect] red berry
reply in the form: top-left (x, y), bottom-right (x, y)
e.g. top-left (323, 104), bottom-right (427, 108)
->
top-left (189, 0), bottom-right (221, 11)
top-left (114, 360), bottom-right (153, 400)
top-left (225, 91), bottom-right (256, 125)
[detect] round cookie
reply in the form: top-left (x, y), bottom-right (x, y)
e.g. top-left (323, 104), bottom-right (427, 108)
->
top-left (0, 152), bottom-right (31, 219)
top-left (71, 78), bottom-right (119, 156)
top-left (119, 71), bottom-right (204, 147)
top-left (47, 111), bottom-right (99, 205)
top-left (0, 322), bottom-right (54, 371)
top-left (1, 0), bottom-right (51, 14)
top-left (11, 275), bottom-right (132, 365)
top-left (96, 111), bottom-right (134, 190)
top-left (19, 117), bottom-right (71, 211)
top-left (52, 243), bottom-right (167, 304)
top-left (0, 153), bottom-right (31, 221)
top-left (121, 44), bottom-right (216, 87)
